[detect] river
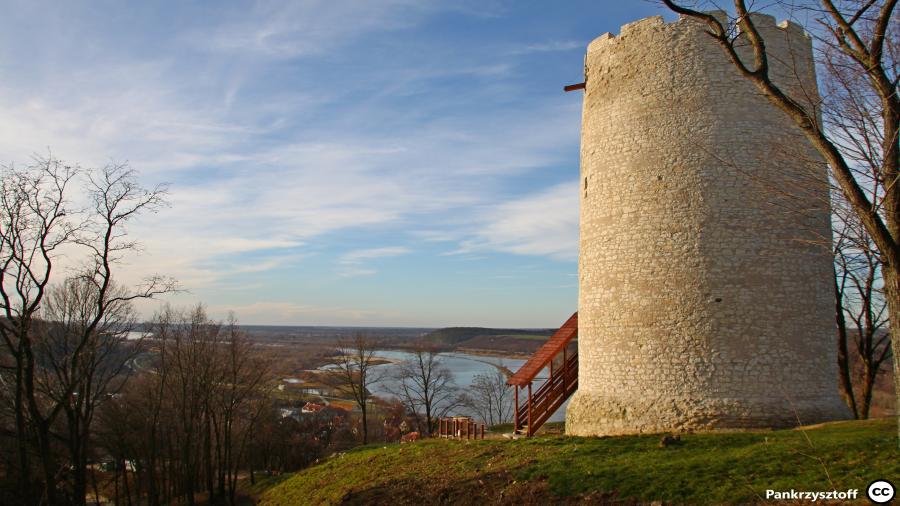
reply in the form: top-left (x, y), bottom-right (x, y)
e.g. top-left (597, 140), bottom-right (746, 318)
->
top-left (364, 349), bottom-right (567, 423)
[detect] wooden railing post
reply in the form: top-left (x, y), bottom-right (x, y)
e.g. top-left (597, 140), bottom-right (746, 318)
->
top-left (514, 386), bottom-right (519, 432)
top-left (527, 382), bottom-right (533, 437)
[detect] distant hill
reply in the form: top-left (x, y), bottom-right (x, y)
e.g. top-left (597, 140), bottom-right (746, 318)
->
top-left (422, 327), bottom-right (553, 347)
top-left (136, 323), bottom-right (560, 357)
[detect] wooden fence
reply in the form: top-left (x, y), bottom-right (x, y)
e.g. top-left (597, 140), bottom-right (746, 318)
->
top-left (436, 417), bottom-right (485, 440)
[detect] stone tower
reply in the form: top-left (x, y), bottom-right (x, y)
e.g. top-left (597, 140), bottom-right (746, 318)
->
top-left (566, 12), bottom-right (849, 436)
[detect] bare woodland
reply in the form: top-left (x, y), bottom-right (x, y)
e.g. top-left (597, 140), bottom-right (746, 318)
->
top-left (0, 162), bottom-right (515, 504)
top-left (97, 306), bottom-right (271, 506)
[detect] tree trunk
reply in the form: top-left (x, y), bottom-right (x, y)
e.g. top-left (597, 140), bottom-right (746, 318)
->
top-left (148, 452), bottom-right (159, 506)
top-left (835, 272), bottom-right (860, 418)
top-left (90, 463), bottom-right (101, 506)
top-left (122, 459), bottom-right (133, 506)
top-left (35, 422), bottom-right (58, 506)
top-left (861, 363), bottom-right (877, 420)
top-left (22, 336), bottom-right (59, 506)
top-left (204, 414), bottom-right (214, 503)
top-left (113, 466), bottom-right (120, 506)
top-left (881, 266), bottom-right (900, 446)
top-left (361, 406), bottom-right (368, 444)
top-left (13, 356), bottom-right (32, 505)
top-left (68, 409), bottom-right (88, 506)
top-left (216, 416), bottom-right (226, 499)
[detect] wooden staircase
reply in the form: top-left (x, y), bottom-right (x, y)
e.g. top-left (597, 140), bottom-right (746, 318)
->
top-left (507, 312), bottom-right (578, 437)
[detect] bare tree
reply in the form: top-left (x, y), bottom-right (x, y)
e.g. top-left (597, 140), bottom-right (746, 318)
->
top-left (330, 333), bottom-right (380, 444)
top-left (463, 369), bottom-right (513, 427)
top-left (661, 0), bottom-right (899, 440)
top-left (389, 346), bottom-right (460, 435)
top-left (0, 157), bottom-right (174, 505)
top-left (833, 195), bottom-right (893, 418)
top-left (38, 276), bottom-right (145, 505)
top-left (211, 315), bottom-right (270, 505)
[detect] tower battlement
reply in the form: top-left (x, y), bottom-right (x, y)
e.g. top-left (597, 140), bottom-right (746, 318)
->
top-left (580, 12), bottom-right (818, 112)
top-left (588, 11), bottom-right (807, 53)
top-left (586, 12), bottom-right (814, 89)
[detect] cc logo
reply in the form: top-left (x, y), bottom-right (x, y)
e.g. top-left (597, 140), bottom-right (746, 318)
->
top-left (867, 480), bottom-right (896, 504)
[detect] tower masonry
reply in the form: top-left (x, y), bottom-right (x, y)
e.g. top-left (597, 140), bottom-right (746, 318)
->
top-left (566, 12), bottom-right (850, 436)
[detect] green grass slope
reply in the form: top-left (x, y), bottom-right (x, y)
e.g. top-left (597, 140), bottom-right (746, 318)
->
top-left (260, 418), bottom-right (898, 505)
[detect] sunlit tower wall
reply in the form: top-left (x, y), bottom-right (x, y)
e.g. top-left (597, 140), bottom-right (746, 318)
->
top-left (566, 12), bottom-right (850, 436)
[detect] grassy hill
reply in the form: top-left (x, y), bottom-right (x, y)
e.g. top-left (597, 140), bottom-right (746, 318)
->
top-left (258, 418), bottom-right (898, 505)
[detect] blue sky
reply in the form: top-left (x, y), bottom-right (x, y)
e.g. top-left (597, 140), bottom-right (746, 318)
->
top-left (0, 0), bottom-right (670, 327)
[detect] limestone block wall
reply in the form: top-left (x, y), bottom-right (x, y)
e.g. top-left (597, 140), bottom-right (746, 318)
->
top-left (565, 13), bottom-right (850, 436)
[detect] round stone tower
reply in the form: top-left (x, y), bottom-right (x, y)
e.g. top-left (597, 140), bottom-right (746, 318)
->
top-left (566, 13), bottom-right (849, 436)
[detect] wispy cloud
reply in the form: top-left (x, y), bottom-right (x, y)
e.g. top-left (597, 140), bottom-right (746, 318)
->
top-left (337, 247), bottom-right (412, 277)
top-left (448, 181), bottom-right (579, 260)
top-left (198, 0), bottom-right (441, 59)
top-left (508, 40), bottom-right (583, 55)
top-left (208, 301), bottom-right (378, 325)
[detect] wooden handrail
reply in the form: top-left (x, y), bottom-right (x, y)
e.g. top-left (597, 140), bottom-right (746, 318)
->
top-left (517, 352), bottom-right (577, 409)
top-left (507, 312), bottom-right (578, 387)
top-left (510, 313), bottom-right (579, 437)
top-left (516, 353), bottom-right (577, 419)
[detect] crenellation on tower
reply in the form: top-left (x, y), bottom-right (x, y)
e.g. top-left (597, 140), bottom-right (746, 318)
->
top-left (746, 12), bottom-right (778, 28)
top-left (702, 10), bottom-right (729, 24)
top-left (587, 32), bottom-right (614, 53)
top-left (776, 19), bottom-right (809, 36)
top-left (619, 15), bottom-right (665, 36)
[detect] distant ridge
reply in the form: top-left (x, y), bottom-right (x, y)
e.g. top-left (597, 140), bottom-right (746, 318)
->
top-left (424, 327), bottom-right (553, 347)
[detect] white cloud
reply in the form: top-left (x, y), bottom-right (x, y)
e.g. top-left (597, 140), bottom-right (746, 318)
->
top-left (0, 72), bottom-right (262, 180)
top-left (199, 0), bottom-right (440, 59)
top-left (410, 230), bottom-right (458, 242)
top-left (337, 246), bottom-right (412, 277)
top-left (340, 246), bottom-right (412, 263)
top-left (508, 40), bottom-right (583, 55)
top-left (449, 181), bottom-right (579, 260)
top-left (206, 301), bottom-right (378, 325)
